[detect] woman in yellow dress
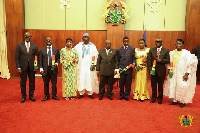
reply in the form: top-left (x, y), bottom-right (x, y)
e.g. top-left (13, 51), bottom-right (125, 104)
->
top-left (60, 38), bottom-right (78, 100)
top-left (133, 39), bottom-right (150, 102)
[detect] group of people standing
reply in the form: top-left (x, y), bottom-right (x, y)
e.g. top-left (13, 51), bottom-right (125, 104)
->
top-left (15, 32), bottom-right (198, 108)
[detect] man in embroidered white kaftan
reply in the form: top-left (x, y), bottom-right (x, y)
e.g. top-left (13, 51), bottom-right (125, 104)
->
top-left (164, 39), bottom-right (198, 108)
top-left (74, 33), bottom-right (99, 99)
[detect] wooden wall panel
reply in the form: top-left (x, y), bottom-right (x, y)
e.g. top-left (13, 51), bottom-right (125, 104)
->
top-left (186, 0), bottom-right (200, 52)
top-left (5, 0), bottom-right (25, 78)
top-left (125, 31), bottom-right (186, 51)
top-left (23, 30), bottom-right (107, 77)
top-left (6, 0), bottom-right (200, 78)
top-left (6, 30), bottom-right (186, 77)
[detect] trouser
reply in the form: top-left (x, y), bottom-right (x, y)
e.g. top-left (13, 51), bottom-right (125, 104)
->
top-left (42, 66), bottom-right (57, 97)
top-left (20, 64), bottom-right (35, 98)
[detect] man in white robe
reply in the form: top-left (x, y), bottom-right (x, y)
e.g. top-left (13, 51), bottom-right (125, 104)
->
top-left (164, 39), bottom-right (198, 107)
top-left (74, 33), bottom-right (99, 99)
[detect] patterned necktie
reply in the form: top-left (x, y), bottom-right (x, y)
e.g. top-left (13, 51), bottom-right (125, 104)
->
top-left (48, 47), bottom-right (52, 66)
top-left (125, 46), bottom-right (127, 52)
top-left (157, 48), bottom-right (160, 58)
top-left (27, 43), bottom-right (29, 53)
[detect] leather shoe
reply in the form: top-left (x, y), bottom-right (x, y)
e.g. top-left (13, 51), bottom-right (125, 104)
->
top-left (78, 95), bottom-right (84, 99)
top-left (20, 97), bottom-right (26, 103)
top-left (99, 96), bottom-right (103, 100)
top-left (150, 99), bottom-right (156, 103)
top-left (125, 98), bottom-right (129, 101)
top-left (89, 95), bottom-right (94, 99)
top-left (29, 96), bottom-right (36, 102)
top-left (180, 103), bottom-right (185, 108)
top-left (170, 102), bottom-right (178, 105)
top-left (158, 100), bottom-right (162, 104)
top-left (140, 99), bottom-right (144, 102)
top-left (41, 96), bottom-right (50, 102)
top-left (108, 97), bottom-right (113, 100)
top-left (118, 96), bottom-right (123, 100)
top-left (52, 96), bottom-right (60, 101)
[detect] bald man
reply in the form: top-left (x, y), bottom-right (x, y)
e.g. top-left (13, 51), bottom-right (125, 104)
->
top-left (96, 40), bottom-right (118, 100)
top-left (39, 37), bottom-right (60, 102)
top-left (15, 32), bottom-right (39, 103)
top-left (147, 38), bottom-right (170, 104)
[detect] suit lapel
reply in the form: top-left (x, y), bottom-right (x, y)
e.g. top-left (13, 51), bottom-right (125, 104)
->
top-left (121, 46), bottom-right (126, 55)
top-left (107, 48), bottom-right (113, 57)
top-left (153, 47), bottom-right (157, 58)
top-left (21, 42), bottom-right (27, 53)
top-left (125, 46), bottom-right (130, 55)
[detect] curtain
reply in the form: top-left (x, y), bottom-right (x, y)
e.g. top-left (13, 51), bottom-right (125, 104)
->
top-left (0, 0), bottom-right (10, 79)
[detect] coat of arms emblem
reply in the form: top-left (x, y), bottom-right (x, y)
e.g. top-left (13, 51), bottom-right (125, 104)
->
top-left (102, 0), bottom-right (130, 26)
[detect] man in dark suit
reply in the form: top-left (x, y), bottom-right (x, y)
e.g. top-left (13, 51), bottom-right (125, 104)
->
top-left (39, 37), bottom-right (60, 101)
top-left (147, 38), bottom-right (170, 104)
top-left (193, 46), bottom-right (200, 81)
top-left (118, 36), bottom-right (135, 101)
top-left (96, 40), bottom-right (118, 100)
top-left (15, 32), bottom-right (39, 103)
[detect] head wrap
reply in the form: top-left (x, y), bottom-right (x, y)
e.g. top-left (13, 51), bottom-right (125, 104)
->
top-left (83, 33), bottom-right (89, 37)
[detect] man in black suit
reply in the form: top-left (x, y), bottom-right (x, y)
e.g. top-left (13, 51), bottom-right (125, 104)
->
top-left (193, 46), bottom-right (200, 80)
top-left (118, 36), bottom-right (135, 101)
top-left (39, 37), bottom-right (60, 101)
top-left (96, 40), bottom-right (118, 100)
top-left (15, 32), bottom-right (39, 103)
top-left (147, 38), bottom-right (170, 104)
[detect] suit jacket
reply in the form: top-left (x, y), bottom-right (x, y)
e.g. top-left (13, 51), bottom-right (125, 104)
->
top-left (147, 47), bottom-right (170, 77)
top-left (39, 46), bottom-right (60, 74)
top-left (194, 46), bottom-right (200, 63)
top-left (96, 48), bottom-right (118, 76)
top-left (118, 45), bottom-right (136, 74)
top-left (15, 41), bottom-right (39, 71)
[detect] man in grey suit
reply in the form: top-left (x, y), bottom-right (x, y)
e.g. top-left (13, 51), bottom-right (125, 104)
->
top-left (118, 36), bottom-right (135, 101)
top-left (147, 38), bottom-right (170, 104)
top-left (15, 32), bottom-right (39, 103)
top-left (39, 37), bottom-right (60, 102)
top-left (96, 40), bottom-right (118, 100)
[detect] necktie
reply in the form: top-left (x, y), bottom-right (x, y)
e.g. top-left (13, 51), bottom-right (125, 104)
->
top-left (157, 48), bottom-right (160, 58)
top-left (125, 46), bottom-right (127, 52)
top-left (48, 47), bottom-right (52, 66)
top-left (27, 43), bottom-right (29, 53)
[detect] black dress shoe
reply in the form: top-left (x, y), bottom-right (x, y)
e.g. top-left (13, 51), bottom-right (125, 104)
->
top-left (140, 99), bottom-right (144, 102)
top-left (52, 96), bottom-right (60, 101)
top-left (78, 95), bottom-right (84, 99)
top-left (99, 97), bottom-right (103, 100)
top-left (20, 98), bottom-right (26, 103)
top-left (41, 96), bottom-right (50, 102)
top-left (170, 102), bottom-right (178, 105)
top-left (158, 100), bottom-right (162, 104)
top-left (150, 99), bottom-right (156, 103)
top-left (89, 95), bottom-right (94, 99)
top-left (29, 96), bottom-right (36, 102)
top-left (125, 98), bottom-right (130, 101)
top-left (180, 103), bottom-right (185, 108)
top-left (118, 96), bottom-right (123, 100)
top-left (108, 97), bottom-right (113, 100)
